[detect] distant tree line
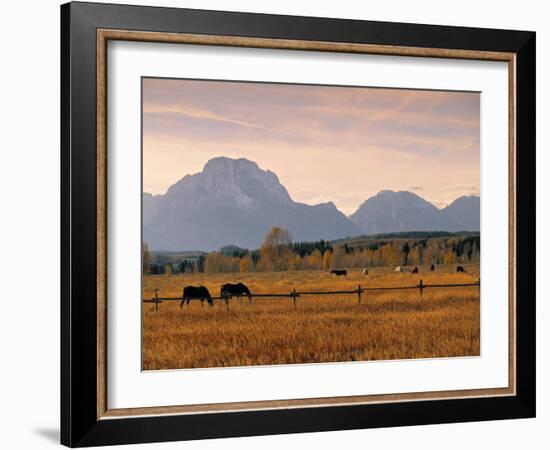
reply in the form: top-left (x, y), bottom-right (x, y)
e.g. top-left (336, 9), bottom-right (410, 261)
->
top-left (292, 240), bottom-right (332, 257)
top-left (143, 227), bottom-right (480, 275)
top-left (143, 247), bottom-right (206, 275)
top-left (343, 230), bottom-right (480, 241)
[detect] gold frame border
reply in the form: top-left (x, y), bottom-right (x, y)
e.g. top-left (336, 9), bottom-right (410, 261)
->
top-left (96, 29), bottom-right (517, 420)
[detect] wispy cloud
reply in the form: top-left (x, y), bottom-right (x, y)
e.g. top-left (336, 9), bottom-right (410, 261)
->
top-left (142, 79), bottom-right (480, 212)
top-left (446, 183), bottom-right (480, 196)
top-left (143, 103), bottom-right (293, 135)
top-left (447, 183), bottom-right (480, 191)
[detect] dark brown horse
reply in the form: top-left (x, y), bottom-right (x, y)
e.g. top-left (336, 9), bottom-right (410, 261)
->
top-left (330, 269), bottom-right (347, 277)
top-left (180, 285), bottom-right (213, 307)
top-left (220, 282), bottom-right (252, 303)
top-left (456, 265), bottom-right (465, 273)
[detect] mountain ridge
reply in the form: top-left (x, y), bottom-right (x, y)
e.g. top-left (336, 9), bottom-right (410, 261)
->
top-left (143, 157), bottom-right (479, 251)
top-left (349, 190), bottom-right (479, 235)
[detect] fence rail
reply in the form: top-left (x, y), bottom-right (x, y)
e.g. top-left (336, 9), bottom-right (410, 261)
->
top-left (143, 279), bottom-right (480, 311)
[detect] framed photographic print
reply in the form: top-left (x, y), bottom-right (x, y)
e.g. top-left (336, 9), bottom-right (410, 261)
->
top-left (61, 2), bottom-right (536, 447)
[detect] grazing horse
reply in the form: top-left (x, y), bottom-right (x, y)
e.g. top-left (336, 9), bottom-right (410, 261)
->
top-left (456, 265), bottom-right (465, 273)
top-left (394, 266), bottom-right (403, 273)
top-left (411, 267), bottom-right (419, 274)
top-left (430, 264), bottom-right (435, 271)
top-left (220, 282), bottom-right (252, 303)
top-left (331, 269), bottom-right (347, 277)
top-left (180, 285), bottom-right (213, 307)
top-left (362, 268), bottom-right (369, 276)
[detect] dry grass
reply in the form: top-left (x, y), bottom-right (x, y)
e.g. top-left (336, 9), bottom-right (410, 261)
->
top-left (142, 264), bottom-right (480, 370)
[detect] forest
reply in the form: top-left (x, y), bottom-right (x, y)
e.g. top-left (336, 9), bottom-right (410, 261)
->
top-left (143, 227), bottom-right (480, 275)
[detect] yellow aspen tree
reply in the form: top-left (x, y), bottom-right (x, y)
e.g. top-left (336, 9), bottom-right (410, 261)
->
top-left (330, 245), bottom-right (345, 268)
top-left (444, 251), bottom-right (457, 265)
top-left (310, 249), bottom-right (323, 269)
top-left (239, 256), bottom-right (252, 273)
top-left (409, 246), bottom-right (421, 265)
top-left (260, 226), bottom-right (293, 271)
top-left (322, 250), bottom-right (331, 270)
top-left (164, 263), bottom-right (173, 275)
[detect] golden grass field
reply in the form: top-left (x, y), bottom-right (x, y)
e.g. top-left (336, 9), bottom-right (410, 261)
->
top-left (142, 264), bottom-right (480, 370)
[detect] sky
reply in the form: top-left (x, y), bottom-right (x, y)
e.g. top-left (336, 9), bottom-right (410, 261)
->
top-left (142, 78), bottom-right (480, 214)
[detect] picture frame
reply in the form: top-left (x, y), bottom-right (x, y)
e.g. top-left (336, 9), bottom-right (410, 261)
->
top-left (61, 1), bottom-right (535, 447)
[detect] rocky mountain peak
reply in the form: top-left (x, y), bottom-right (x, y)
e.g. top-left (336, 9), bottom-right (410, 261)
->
top-left (143, 157), bottom-right (359, 250)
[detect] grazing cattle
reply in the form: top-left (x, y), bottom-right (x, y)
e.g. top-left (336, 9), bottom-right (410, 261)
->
top-left (394, 266), bottom-right (403, 273)
top-left (362, 268), bottom-right (369, 276)
top-left (180, 285), bottom-right (213, 307)
top-left (331, 269), bottom-right (347, 277)
top-left (430, 264), bottom-right (435, 271)
top-left (456, 265), bottom-right (465, 273)
top-left (221, 282), bottom-right (252, 303)
top-left (411, 267), bottom-right (419, 274)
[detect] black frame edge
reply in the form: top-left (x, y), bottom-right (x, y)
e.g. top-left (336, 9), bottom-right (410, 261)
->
top-left (60, 2), bottom-right (536, 447)
top-left (62, 2), bottom-right (101, 446)
top-left (514, 32), bottom-right (536, 418)
top-left (60, 2), bottom-right (72, 447)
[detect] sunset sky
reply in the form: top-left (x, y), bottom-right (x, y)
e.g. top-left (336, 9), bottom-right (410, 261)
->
top-left (142, 78), bottom-right (480, 214)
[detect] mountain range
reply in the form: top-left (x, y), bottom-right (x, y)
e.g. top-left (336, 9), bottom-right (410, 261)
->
top-left (350, 190), bottom-right (480, 235)
top-left (143, 157), bottom-right (479, 251)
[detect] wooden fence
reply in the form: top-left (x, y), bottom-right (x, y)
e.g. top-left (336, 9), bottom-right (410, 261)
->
top-left (143, 279), bottom-right (480, 311)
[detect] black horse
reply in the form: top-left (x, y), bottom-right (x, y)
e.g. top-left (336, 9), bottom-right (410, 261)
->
top-left (456, 265), bottom-right (465, 273)
top-left (430, 264), bottom-right (435, 271)
top-left (180, 285), bottom-right (213, 307)
top-left (220, 282), bottom-right (252, 303)
top-left (330, 269), bottom-right (347, 277)
top-left (411, 267), bottom-right (419, 274)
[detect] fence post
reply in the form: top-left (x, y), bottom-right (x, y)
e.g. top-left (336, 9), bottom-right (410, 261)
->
top-left (418, 279), bottom-right (424, 299)
top-left (154, 290), bottom-right (159, 312)
top-left (358, 284), bottom-right (362, 304)
top-left (292, 288), bottom-right (297, 308)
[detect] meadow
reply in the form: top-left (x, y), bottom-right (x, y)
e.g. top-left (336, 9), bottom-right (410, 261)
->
top-left (142, 264), bottom-right (480, 370)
